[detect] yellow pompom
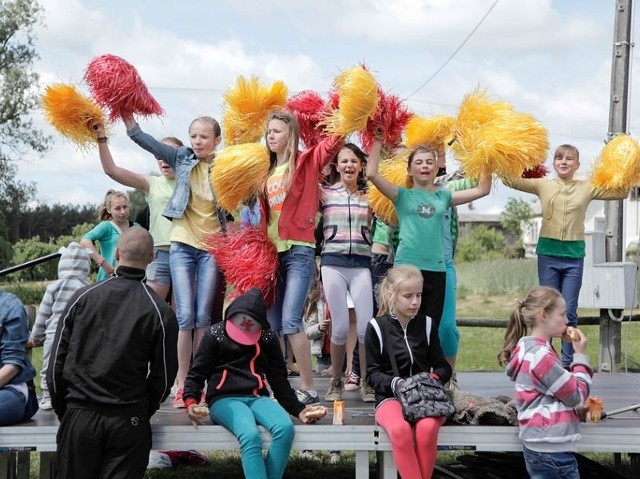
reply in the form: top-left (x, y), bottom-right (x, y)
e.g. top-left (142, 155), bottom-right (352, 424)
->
top-left (451, 88), bottom-right (548, 180)
top-left (222, 76), bottom-right (288, 145)
top-left (592, 134), bottom-right (640, 190)
top-left (211, 143), bottom-right (270, 211)
top-left (367, 150), bottom-right (411, 224)
top-left (404, 115), bottom-right (455, 149)
top-left (42, 83), bottom-right (106, 150)
top-left (321, 66), bottom-right (378, 136)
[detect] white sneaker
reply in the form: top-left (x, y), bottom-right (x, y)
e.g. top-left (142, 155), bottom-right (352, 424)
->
top-left (39, 398), bottom-right (52, 410)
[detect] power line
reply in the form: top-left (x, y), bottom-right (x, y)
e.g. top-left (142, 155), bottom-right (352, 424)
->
top-left (404, 0), bottom-right (501, 100)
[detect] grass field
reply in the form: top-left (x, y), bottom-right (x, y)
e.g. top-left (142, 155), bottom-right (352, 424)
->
top-left (17, 258), bottom-right (640, 477)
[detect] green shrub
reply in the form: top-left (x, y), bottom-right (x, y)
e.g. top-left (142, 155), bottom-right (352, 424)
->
top-left (2, 282), bottom-right (47, 306)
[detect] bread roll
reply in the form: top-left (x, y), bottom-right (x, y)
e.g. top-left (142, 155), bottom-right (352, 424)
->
top-left (566, 326), bottom-right (581, 341)
top-left (304, 405), bottom-right (327, 420)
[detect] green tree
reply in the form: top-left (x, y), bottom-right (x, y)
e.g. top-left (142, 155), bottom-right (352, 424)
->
top-left (456, 225), bottom-right (506, 263)
top-left (0, 0), bottom-right (51, 248)
top-left (500, 197), bottom-right (533, 238)
top-left (10, 236), bottom-right (59, 281)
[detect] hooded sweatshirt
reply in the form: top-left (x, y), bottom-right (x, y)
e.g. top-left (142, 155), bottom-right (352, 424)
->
top-left (183, 288), bottom-right (306, 418)
top-left (31, 242), bottom-right (91, 340)
top-left (506, 336), bottom-right (592, 452)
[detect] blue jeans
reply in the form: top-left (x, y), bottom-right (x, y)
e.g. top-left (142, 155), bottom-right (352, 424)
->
top-left (146, 248), bottom-right (171, 286)
top-left (268, 246), bottom-right (315, 335)
top-left (170, 242), bottom-right (219, 330)
top-left (537, 255), bottom-right (584, 367)
top-left (210, 396), bottom-right (295, 479)
top-left (0, 385), bottom-right (37, 426)
top-left (522, 446), bottom-right (580, 479)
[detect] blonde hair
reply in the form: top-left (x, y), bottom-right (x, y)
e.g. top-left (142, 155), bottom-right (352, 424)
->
top-left (266, 110), bottom-right (300, 191)
top-left (497, 286), bottom-right (564, 366)
top-left (97, 189), bottom-right (129, 222)
top-left (554, 144), bottom-right (579, 162)
top-left (303, 264), bottom-right (323, 321)
top-left (377, 264), bottom-right (423, 317)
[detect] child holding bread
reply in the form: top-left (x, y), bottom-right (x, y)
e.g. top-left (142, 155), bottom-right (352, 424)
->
top-left (184, 288), bottom-right (326, 479)
top-left (498, 285), bottom-right (592, 479)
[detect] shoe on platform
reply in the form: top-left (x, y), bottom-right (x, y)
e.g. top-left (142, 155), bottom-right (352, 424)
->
top-left (445, 371), bottom-right (459, 391)
top-left (39, 398), bottom-right (52, 410)
top-left (360, 383), bottom-right (375, 403)
top-left (344, 370), bottom-right (360, 391)
top-left (324, 377), bottom-right (343, 402)
top-left (296, 389), bottom-right (320, 405)
top-left (172, 388), bottom-right (185, 408)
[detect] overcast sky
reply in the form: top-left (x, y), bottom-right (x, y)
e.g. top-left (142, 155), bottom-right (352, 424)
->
top-left (19, 0), bottom-right (639, 217)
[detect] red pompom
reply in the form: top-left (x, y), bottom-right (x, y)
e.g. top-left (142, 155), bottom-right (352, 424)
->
top-left (521, 163), bottom-right (549, 178)
top-left (204, 226), bottom-right (278, 304)
top-left (285, 90), bottom-right (329, 149)
top-left (83, 54), bottom-right (164, 122)
top-left (360, 87), bottom-right (413, 153)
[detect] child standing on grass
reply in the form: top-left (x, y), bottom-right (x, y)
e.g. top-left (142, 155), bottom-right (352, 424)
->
top-left (27, 243), bottom-right (91, 410)
top-left (499, 285), bottom-right (592, 479)
top-left (365, 264), bottom-right (451, 479)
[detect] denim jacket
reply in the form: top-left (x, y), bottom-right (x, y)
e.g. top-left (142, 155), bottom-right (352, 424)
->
top-left (0, 292), bottom-right (36, 386)
top-left (127, 124), bottom-right (215, 220)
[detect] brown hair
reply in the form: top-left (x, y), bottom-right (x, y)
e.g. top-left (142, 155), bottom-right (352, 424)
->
top-left (97, 189), bottom-right (129, 222)
top-left (189, 116), bottom-right (221, 138)
top-left (161, 136), bottom-right (184, 148)
top-left (377, 264), bottom-right (423, 317)
top-left (497, 286), bottom-right (563, 366)
top-left (325, 143), bottom-right (367, 188)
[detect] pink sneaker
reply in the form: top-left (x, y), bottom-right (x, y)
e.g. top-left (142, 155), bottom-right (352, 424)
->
top-left (172, 388), bottom-right (185, 409)
top-left (344, 371), bottom-right (360, 391)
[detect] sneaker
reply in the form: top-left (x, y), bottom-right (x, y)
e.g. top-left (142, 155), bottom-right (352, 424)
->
top-left (39, 398), bottom-right (52, 410)
top-left (344, 370), bottom-right (360, 391)
top-left (324, 377), bottom-right (343, 402)
top-left (360, 383), bottom-right (375, 403)
top-left (329, 451), bottom-right (341, 464)
top-left (445, 371), bottom-right (459, 391)
top-left (296, 389), bottom-right (320, 405)
top-left (172, 388), bottom-right (185, 408)
top-left (169, 384), bottom-right (178, 398)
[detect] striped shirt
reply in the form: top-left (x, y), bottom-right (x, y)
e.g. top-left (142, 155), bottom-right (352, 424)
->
top-left (506, 336), bottom-right (592, 452)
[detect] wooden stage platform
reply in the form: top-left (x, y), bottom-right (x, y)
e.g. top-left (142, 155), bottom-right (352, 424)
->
top-left (2, 372), bottom-right (640, 478)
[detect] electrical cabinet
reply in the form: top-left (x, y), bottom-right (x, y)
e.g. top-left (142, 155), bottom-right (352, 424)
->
top-left (578, 262), bottom-right (638, 309)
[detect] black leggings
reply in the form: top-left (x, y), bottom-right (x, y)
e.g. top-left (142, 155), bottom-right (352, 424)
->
top-left (419, 270), bottom-right (446, 330)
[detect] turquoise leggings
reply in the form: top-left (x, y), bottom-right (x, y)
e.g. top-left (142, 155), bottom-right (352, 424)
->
top-left (439, 263), bottom-right (460, 358)
top-left (210, 396), bottom-right (295, 479)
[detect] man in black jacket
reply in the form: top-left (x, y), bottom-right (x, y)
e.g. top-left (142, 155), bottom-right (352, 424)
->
top-left (47, 228), bottom-right (178, 479)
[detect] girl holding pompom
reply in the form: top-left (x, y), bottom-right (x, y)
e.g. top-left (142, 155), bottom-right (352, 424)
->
top-left (502, 144), bottom-right (629, 367)
top-left (366, 139), bottom-right (491, 333)
top-left (258, 110), bottom-right (344, 405)
top-left (123, 114), bottom-right (224, 408)
top-left (93, 122), bottom-right (181, 302)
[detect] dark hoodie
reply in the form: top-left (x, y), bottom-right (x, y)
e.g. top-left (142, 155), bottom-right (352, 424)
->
top-left (183, 288), bottom-right (305, 417)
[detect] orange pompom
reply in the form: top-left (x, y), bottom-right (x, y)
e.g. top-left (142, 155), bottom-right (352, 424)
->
top-left (42, 83), bottom-right (107, 150)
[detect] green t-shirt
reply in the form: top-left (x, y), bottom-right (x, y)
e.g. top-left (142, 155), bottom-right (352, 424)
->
top-left (394, 187), bottom-right (452, 272)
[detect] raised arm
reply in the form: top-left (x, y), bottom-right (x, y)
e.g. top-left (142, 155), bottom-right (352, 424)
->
top-left (94, 123), bottom-right (150, 194)
top-left (366, 140), bottom-right (399, 202)
top-left (451, 169), bottom-right (492, 207)
top-left (123, 114), bottom-right (180, 169)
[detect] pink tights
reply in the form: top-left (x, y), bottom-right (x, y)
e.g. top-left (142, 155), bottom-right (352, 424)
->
top-left (375, 399), bottom-right (445, 479)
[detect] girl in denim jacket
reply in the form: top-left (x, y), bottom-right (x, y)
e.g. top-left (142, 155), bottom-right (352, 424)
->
top-left (124, 113), bottom-right (224, 408)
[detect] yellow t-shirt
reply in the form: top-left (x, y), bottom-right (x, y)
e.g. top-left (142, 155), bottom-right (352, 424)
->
top-left (170, 161), bottom-right (220, 249)
top-left (267, 163), bottom-right (313, 253)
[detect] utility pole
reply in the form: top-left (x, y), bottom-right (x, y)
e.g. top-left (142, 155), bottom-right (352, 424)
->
top-left (599, 0), bottom-right (634, 372)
